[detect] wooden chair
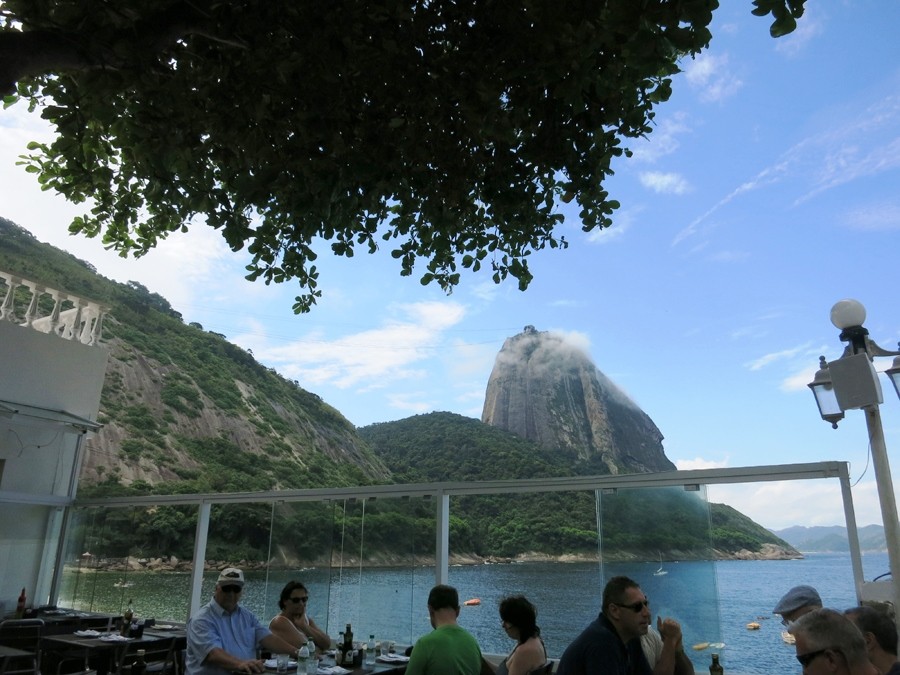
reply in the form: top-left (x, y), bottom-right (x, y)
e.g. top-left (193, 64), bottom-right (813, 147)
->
top-left (0, 619), bottom-right (44, 675)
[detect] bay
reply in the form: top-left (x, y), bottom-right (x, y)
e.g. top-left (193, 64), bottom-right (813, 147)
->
top-left (63, 552), bottom-right (890, 675)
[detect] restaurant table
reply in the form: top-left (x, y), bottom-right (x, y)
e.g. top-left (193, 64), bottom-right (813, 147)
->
top-left (31, 610), bottom-right (121, 636)
top-left (41, 627), bottom-right (186, 675)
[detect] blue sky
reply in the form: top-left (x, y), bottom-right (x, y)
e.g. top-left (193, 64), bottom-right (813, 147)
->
top-left (1, 2), bottom-right (899, 533)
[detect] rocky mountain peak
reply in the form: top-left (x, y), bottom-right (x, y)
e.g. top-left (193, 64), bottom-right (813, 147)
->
top-left (481, 326), bottom-right (674, 474)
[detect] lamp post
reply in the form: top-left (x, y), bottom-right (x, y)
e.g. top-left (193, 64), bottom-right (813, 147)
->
top-left (808, 299), bottom-right (900, 621)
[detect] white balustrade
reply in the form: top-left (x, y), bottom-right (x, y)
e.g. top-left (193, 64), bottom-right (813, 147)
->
top-left (0, 270), bottom-right (107, 346)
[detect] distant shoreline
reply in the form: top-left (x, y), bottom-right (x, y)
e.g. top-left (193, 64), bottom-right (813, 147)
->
top-left (69, 543), bottom-right (812, 576)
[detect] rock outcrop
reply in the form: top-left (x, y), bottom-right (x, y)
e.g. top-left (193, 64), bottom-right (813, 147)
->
top-left (482, 326), bottom-right (674, 474)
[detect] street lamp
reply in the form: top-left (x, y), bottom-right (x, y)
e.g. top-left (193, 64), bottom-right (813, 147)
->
top-left (808, 299), bottom-right (900, 620)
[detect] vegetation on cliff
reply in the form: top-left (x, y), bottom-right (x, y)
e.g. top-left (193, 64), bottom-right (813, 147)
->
top-left (1, 217), bottom-right (798, 561)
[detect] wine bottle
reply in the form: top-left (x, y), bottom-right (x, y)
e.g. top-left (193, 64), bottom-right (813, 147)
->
top-left (15, 588), bottom-right (26, 619)
top-left (121, 599), bottom-right (134, 636)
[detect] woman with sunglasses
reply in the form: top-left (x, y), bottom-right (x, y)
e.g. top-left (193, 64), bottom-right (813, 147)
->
top-left (269, 581), bottom-right (331, 651)
top-left (495, 595), bottom-right (547, 675)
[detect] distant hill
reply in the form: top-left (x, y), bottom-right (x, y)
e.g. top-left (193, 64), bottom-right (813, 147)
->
top-left (360, 412), bottom-right (799, 560)
top-left (772, 524), bottom-right (886, 552)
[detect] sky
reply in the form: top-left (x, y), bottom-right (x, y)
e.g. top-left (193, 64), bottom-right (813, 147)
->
top-left (1, 2), bottom-right (899, 535)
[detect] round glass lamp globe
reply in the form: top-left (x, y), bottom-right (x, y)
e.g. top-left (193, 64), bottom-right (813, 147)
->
top-left (830, 299), bottom-right (867, 329)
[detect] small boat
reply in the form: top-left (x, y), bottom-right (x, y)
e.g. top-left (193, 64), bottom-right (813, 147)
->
top-left (653, 553), bottom-right (668, 576)
top-left (113, 580), bottom-right (134, 588)
top-left (463, 598), bottom-right (481, 606)
top-left (782, 631), bottom-right (796, 645)
top-left (746, 622), bottom-right (760, 630)
top-left (691, 642), bottom-right (710, 651)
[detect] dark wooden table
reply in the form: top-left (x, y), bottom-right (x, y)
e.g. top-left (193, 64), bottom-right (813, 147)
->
top-left (42, 628), bottom-right (186, 675)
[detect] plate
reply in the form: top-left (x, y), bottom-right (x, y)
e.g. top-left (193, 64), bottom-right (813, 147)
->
top-left (73, 630), bottom-right (101, 638)
top-left (155, 624), bottom-right (176, 630)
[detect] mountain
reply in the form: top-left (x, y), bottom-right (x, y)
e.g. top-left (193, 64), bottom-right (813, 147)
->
top-left (0, 217), bottom-right (386, 494)
top-left (482, 326), bottom-right (673, 474)
top-left (772, 524), bottom-right (887, 552)
top-left (1, 216), bottom-right (797, 560)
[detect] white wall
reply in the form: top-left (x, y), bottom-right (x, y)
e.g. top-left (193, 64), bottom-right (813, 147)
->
top-left (0, 319), bottom-right (109, 612)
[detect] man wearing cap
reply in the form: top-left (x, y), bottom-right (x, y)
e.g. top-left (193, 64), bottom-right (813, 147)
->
top-left (773, 585), bottom-right (823, 626)
top-left (186, 567), bottom-right (299, 675)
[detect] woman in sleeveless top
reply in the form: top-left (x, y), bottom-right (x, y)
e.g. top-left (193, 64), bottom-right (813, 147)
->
top-left (495, 595), bottom-right (547, 675)
top-left (269, 581), bottom-right (331, 651)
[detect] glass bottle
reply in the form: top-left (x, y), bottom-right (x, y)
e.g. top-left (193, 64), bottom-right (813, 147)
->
top-left (366, 635), bottom-right (376, 665)
top-left (121, 599), bottom-right (134, 636)
top-left (709, 653), bottom-right (724, 675)
top-left (132, 649), bottom-right (146, 675)
top-left (15, 588), bottom-right (26, 619)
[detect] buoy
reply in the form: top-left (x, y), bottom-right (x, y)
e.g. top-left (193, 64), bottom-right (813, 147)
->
top-left (463, 598), bottom-right (481, 606)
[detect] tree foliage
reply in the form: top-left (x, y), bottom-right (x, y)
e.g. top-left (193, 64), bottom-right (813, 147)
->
top-left (1, 0), bottom-right (804, 311)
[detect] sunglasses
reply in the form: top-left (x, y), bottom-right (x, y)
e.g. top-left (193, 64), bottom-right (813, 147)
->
top-left (220, 585), bottom-right (243, 593)
top-left (614, 599), bottom-right (650, 613)
top-left (289, 596), bottom-right (309, 603)
top-left (796, 648), bottom-right (838, 668)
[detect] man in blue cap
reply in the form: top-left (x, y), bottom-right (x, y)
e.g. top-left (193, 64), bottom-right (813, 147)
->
top-left (773, 585), bottom-right (823, 627)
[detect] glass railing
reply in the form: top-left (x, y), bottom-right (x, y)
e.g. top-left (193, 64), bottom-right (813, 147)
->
top-left (1, 461), bottom-right (867, 675)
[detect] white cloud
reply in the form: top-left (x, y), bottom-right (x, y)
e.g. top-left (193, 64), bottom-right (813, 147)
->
top-left (708, 250), bottom-right (748, 263)
top-left (630, 112), bottom-right (692, 163)
top-left (639, 172), bottom-right (690, 195)
top-left (774, 10), bottom-right (824, 56)
top-left (682, 53), bottom-right (743, 103)
top-left (843, 200), bottom-right (900, 232)
top-left (709, 479), bottom-right (884, 531)
top-left (237, 301), bottom-right (468, 391)
top-left (676, 457), bottom-right (729, 470)
top-left (587, 206), bottom-right (641, 244)
top-left (745, 343), bottom-right (813, 371)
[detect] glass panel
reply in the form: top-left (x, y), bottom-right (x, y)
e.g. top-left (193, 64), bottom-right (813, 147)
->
top-left (202, 502), bottom-right (276, 619)
top-left (324, 496), bottom-right (436, 649)
top-left (0, 503), bottom-right (58, 610)
top-left (448, 490), bottom-right (602, 659)
top-left (58, 504), bottom-right (198, 622)
top-left (262, 500), bottom-right (336, 639)
top-left (599, 485), bottom-right (719, 673)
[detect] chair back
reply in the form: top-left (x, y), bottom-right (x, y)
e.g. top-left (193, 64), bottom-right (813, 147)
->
top-left (0, 619), bottom-right (44, 675)
top-left (527, 662), bottom-right (554, 675)
top-left (115, 637), bottom-right (177, 675)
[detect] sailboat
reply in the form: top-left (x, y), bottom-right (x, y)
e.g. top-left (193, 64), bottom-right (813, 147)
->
top-left (653, 553), bottom-right (668, 576)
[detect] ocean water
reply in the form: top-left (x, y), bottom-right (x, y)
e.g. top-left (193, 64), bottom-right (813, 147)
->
top-left (63, 552), bottom-right (890, 675)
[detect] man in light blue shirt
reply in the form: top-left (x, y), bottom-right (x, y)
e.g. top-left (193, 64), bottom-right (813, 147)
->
top-left (186, 568), bottom-right (298, 675)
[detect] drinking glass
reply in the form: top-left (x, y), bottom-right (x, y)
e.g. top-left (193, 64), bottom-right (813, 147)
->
top-left (276, 653), bottom-right (289, 673)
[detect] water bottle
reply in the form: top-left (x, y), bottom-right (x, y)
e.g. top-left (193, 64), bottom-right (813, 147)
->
top-left (306, 640), bottom-right (317, 675)
top-left (366, 635), bottom-right (376, 665)
top-left (297, 643), bottom-right (309, 675)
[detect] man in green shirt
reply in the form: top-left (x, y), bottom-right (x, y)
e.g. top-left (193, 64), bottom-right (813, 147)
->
top-left (406, 585), bottom-right (483, 675)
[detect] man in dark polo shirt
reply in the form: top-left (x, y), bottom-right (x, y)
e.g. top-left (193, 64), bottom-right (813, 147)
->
top-left (557, 576), bottom-right (691, 675)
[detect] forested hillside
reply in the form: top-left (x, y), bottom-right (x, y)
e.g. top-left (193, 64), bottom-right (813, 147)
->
top-left (1, 217), bottom-right (798, 561)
